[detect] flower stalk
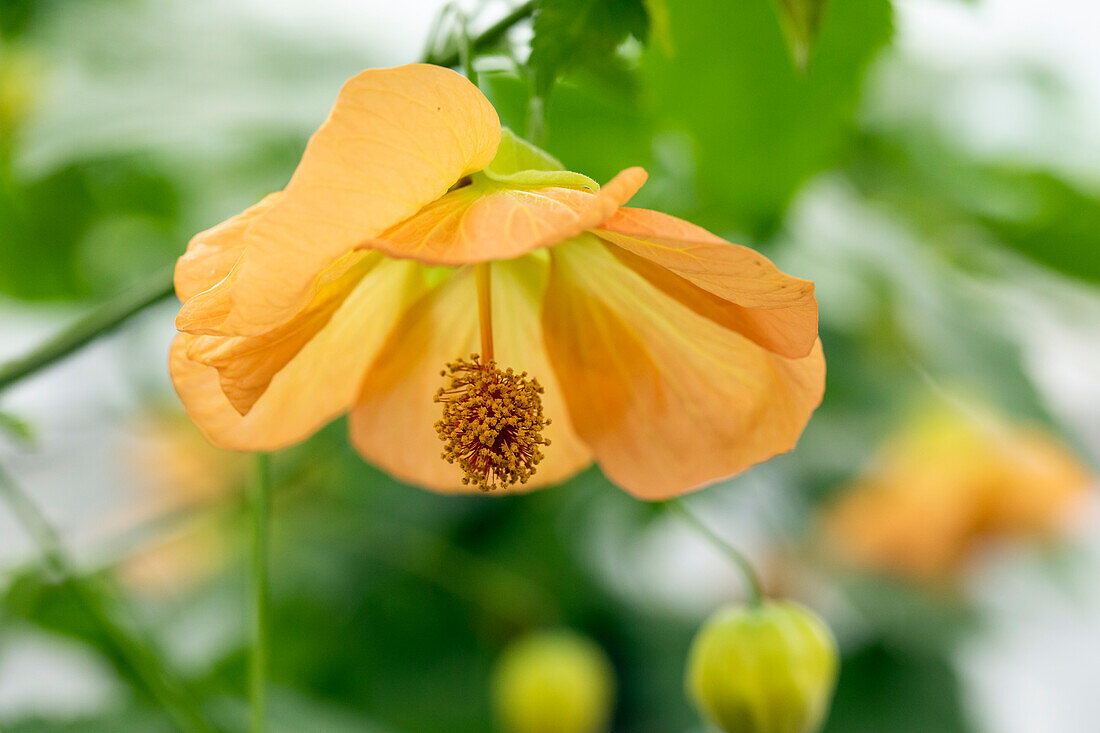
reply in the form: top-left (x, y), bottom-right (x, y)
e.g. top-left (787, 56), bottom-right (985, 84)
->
top-left (248, 453), bottom-right (272, 733)
top-left (427, 0), bottom-right (538, 70)
top-left (0, 268), bottom-right (176, 394)
top-left (667, 499), bottom-right (765, 609)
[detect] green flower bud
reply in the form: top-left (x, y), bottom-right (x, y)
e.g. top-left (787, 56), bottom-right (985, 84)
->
top-left (686, 601), bottom-right (838, 733)
top-left (492, 630), bottom-right (616, 733)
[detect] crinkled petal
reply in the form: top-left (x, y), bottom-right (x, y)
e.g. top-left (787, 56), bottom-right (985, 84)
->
top-left (170, 258), bottom-right (426, 451)
top-left (364, 167), bottom-right (647, 265)
top-left (188, 64), bottom-right (501, 336)
top-left (186, 252), bottom-right (380, 414)
top-left (350, 258), bottom-right (592, 492)
top-left (174, 193), bottom-right (283, 302)
top-left (542, 235), bottom-right (825, 500)
top-left (593, 207), bottom-right (817, 358)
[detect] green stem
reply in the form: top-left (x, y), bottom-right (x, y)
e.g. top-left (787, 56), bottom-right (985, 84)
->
top-left (526, 92), bottom-right (547, 147)
top-left (0, 268), bottom-right (176, 394)
top-left (0, 463), bottom-right (217, 733)
top-left (456, 7), bottom-right (478, 89)
top-left (667, 499), bottom-right (765, 609)
top-left (426, 0), bottom-right (538, 69)
top-left (248, 454), bottom-right (272, 733)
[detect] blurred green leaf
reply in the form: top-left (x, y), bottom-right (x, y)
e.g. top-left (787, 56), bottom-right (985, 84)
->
top-left (4, 707), bottom-right (175, 733)
top-left (0, 165), bottom-right (95, 299)
top-left (977, 171), bottom-right (1100, 285)
top-left (5, 572), bottom-right (108, 646)
top-left (0, 409), bottom-right (35, 445)
top-left (529, 0), bottom-right (649, 97)
top-left (772, 0), bottom-right (830, 71)
top-left (0, 0), bottom-right (40, 41)
top-left (0, 157), bottom-right (181, 300)
top-left (642, 0), bottom-right (892, 235)
top-left (824, 641), bottom-right (974, 732)
top-left (838, 574), bottom-right (979, 655)
top-left (2, 571), bottom-right (153, 696)
top-left (849, 132), bottom-right (1100, 285)
top-left (484, 72), bottom-right (653, 183)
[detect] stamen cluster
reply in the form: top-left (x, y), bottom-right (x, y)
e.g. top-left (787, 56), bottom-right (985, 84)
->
top-left (434, 354), bottom-right (551, 491)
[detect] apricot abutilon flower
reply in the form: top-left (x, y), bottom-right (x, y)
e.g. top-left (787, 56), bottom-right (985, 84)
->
top-left (822, 401), bottom-right (1092, 581)
top-left (170, 63), bottom-right (825, 499)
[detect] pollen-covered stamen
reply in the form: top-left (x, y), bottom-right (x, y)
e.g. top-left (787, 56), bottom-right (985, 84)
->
top-left (434, 354), bottom-right (551, 492)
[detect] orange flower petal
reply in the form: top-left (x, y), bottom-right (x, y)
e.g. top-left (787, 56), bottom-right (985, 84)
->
top-left (174, 193), bottom-right (282, 302)
top-left (185, 252), bottom-right (379, 415)
top-left (350, 258), bottom-right (592, 492)
top-left (170, 258), bottom-right (426, 451)
top-left (363, 167), bottom-right (648, 265)
top-left (824, 472), bottom-right (978, 581)
top-left (542, 235), bottom-right (825, 500)
top-left (594, 208), bottom-right (818, 358)
top-left (189, 64), bottom-right (501, 336)
top-left (993, 428), bottom-right (1090, 533)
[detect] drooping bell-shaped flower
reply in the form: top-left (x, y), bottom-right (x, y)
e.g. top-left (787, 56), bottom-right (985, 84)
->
top-left (171, 63), bottom-right (825, 499)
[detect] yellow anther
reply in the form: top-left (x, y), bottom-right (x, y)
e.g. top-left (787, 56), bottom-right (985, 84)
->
top-left (434, 354), bottom-right (551, 492)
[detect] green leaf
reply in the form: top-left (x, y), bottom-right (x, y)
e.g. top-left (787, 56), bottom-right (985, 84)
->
top-left (978, 171), bottom-right (1100, 285)
top-left (0, 157), bottom-right (181, 301)
top-left (824, 642), bottom-right (975, 733)
top-left (849, 132), bottom-right (1100, 286)
top-left (2, 571), bottom-right (136, 684)
top-left (641, 0), bottom-right (893, 236)
top-left (772, 0), bottom-right (830, 71)
top-left (0, 0), bottom-right (41, 41)
top-left (0, 410), bottom-right (36, 446)
top-left (4, 707), bottom-right (175, 733)
top-left (837, 574), bottom-right (979, 655)
top-left (529, 0), bottom-right (649, 98)
top-left (483, 72), bottom-right (654, 184)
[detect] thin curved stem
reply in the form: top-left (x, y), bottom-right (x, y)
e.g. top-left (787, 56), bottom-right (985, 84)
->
top-left (426, 0), bottom-right (538, 69)
top-left (526, 81), bottom-right (547, 147)
top-left (667, 499), bottom-right (765, 608)
top-left (456, 6), bottom-right (478, 89)
top-left (248, 454), bottom-right (272, 733)
top-left (0, 269), bottom-right (176, 394)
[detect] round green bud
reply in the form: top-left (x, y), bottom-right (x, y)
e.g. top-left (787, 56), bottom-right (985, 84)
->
top-left (686, 601), bottom-right (839, 733)
top-left (492, 630), bottom-right (616, 733)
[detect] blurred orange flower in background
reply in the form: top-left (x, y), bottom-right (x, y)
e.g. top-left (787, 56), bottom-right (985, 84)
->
top-left (119, 408), bottom-right (247, 595)
top-left (119, 522), bottom-right (230, 597)
top-left (127, 407), bottom-right (248, 510)
top-left (170, 63), bottom-right (824, 500)
top-left (822, 400), bottom-right (1094, 583)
